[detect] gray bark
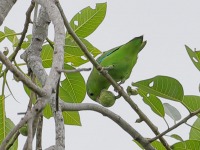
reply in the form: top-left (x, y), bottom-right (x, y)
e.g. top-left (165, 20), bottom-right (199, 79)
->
top-left (0, 0), bottom-right (16, 25)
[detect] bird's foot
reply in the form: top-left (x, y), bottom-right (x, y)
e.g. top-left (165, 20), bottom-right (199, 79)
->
top-left (102, 65), bottom-right (114, 72)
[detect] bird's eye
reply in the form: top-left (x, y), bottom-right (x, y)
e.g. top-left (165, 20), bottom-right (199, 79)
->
top-left (90, 93), bottom-right (94, 96)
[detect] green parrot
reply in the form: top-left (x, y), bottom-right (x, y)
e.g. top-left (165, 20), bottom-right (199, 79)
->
top-left (86, 36), bottom-right (147, 101)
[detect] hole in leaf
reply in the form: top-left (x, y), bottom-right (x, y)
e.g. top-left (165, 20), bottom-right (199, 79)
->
top-left (147, 93), bottom-right (150, 97)
top-left (90, 4), bottom-right (96, 9)
top-left (68, 62), bottom-right (73, 66)
top-left (74, 21), bottom-right (78, 26)
top-left (192, 57), bottom-right (198, 63)
top-left (149, 81), bottom-right (154, 87)
top-left (81, 56), bottom-right (87, 60)
top-left (78, 11), bottom-right (81, 14)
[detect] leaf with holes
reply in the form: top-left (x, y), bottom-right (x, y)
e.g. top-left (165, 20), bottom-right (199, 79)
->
top-left (132, 76), bottom-right (184, 102)
top-left (163, 103), bottom-right (181, 122)
top-left (69, 3), bottom-right (107, 38)
top-left (185, 45), bottom-right (200, 71)
top-left (62, 111), bottom-right (81, 126)
top-left (189, 118), bottom-right (200, 140)
top-left (4, 26), bottom-right (19, 45)
top-left (59, 64), bottom-right (86, 103)
top-left (171, 140), bottom-right (200, 150)
top-left (41, 44), bottom-right (53, 68)
top-left (65, 37), bottom-right (101, 66)
top-left (138, 89), bottom-right (164, 117)
top-left (183, 95), bottom-right (200, 117)
top-left (0, 31), bottom-right (5, 42)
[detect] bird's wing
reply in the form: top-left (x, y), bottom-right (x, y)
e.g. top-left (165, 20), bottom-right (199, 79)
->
top-left (97, 45), bottom-right (121, 63)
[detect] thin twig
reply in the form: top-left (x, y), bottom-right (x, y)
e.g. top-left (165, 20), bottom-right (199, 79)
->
top-left (61, 102), bottom-right (155, 150)
top-left (0, 1), bottom-right (35, 78)
top-left (57, 68), bottom-right (91, 74)
top-left (56, 1), bottom-right (171, 149)
top-left (36, 114), bottom-right (43, 150)
top-left (9, 1), bottom-right (35, 62)
top-left (5, 80), bottom-right (20, 103)
top-left (163, 118), bottom-right (170, 129)
top-left (185, 122), bottom-right (200, 132)
top-left (26, 118), bottom-right (33, 150)
top-left (0, 52), bottom-right (46, 97)
top-left (46, 37), bottom-right (54, 49)
top-left (5, 131), bottom-right (20, 150)
top-left (149, 108), bottom-right (200, 143)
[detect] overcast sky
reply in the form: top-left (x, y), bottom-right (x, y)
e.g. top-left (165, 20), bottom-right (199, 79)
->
top-left (1, 0), bottom-right (200, 149)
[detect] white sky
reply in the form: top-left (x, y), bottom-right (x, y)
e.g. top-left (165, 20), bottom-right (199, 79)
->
top-left (1, 0), bottom-right (200, 149)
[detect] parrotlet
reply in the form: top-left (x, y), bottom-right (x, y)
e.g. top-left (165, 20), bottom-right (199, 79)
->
top-left (86, 36), bottom-right (147, 101)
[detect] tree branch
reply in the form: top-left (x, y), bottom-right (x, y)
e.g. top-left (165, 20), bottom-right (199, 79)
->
top-left (0, 98), bottom-right (46, 150)
top-left (5, 131), bottom-right (20, 150)
top-left (149, 108), bottom-right (200, 143)
top-left (0, 0), bottom-right (17, 26)
top-left (0, 0), bottom-right (65, 148)
top-left (36, 114), bottom-right (43, 150)
top-left (0, 51), bottom-right (46, 97)
top-left (9, 1), bottom-right (35, 61)
top-left (20, 6), bottom-right (50, 86)
top-left (57, 68), bottom-right (91, 74)
top-left (33, 1), bottom-right (65, 149)
top-left (0, 1), bottom-right (35, 78)
top-left (61, 102), bottom-right (155, 150)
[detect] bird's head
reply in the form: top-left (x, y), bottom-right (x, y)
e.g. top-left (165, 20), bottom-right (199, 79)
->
top-left (86, 85), bottom-right (100, 101)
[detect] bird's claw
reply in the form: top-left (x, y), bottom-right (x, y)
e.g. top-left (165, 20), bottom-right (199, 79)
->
top-left (102, 65), bottom-right (114, 71)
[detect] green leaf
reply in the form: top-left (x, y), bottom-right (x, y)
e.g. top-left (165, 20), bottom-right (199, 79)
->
top-left (70, 3), bottom-right (107, 38)
top-left (171, 140), bottom-right (200, 150)
top-left (20, 42), bottom-right (30, 49)
top-left (0, 96), bottom-right (18, 150)
top-left (0, 31), bottom-right (5, 42)
top-left (41, 39), bottom-right (101, 68)
top-left (19, 34), bottom-right (32, 49)
top-left (182, 95), bottom-right (200, 116)
top-left (43, 104), bottom-right (53, 119)
top-left (151, 141), bottom-right (166, 150)
top-left (133, 140), bottom-right (144, 149)
top-left (5, 118), bottom-right (18, 150)
top-left (0, 95), bottom-right (5, 143)
top-left (185, 45), bottom-right (200, 71)
top-left (132, 76), bottom-right (184, 102)
top-left (163, 103), bottom-right (181, 122)
top-left (189, 118), bottom-right (200, 140)
top-left (4, 27), bottom-right (19, 45)
top-left (133, 140), bottom-right (166, 150)
top-left (59, 64), bottom-right (86, 103)
top-left (170, 134), bottom-right (183, 141)
top-left (62, 111), bottom-right (81, 126)
top-left (26, 34), bottom-right (32, 42)
top-left (138, 89), bottom-right (164, 117)
top-left (65, 37), bottom-right (101, 66)
top-left (41, 44), bottom-right (53, 68)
